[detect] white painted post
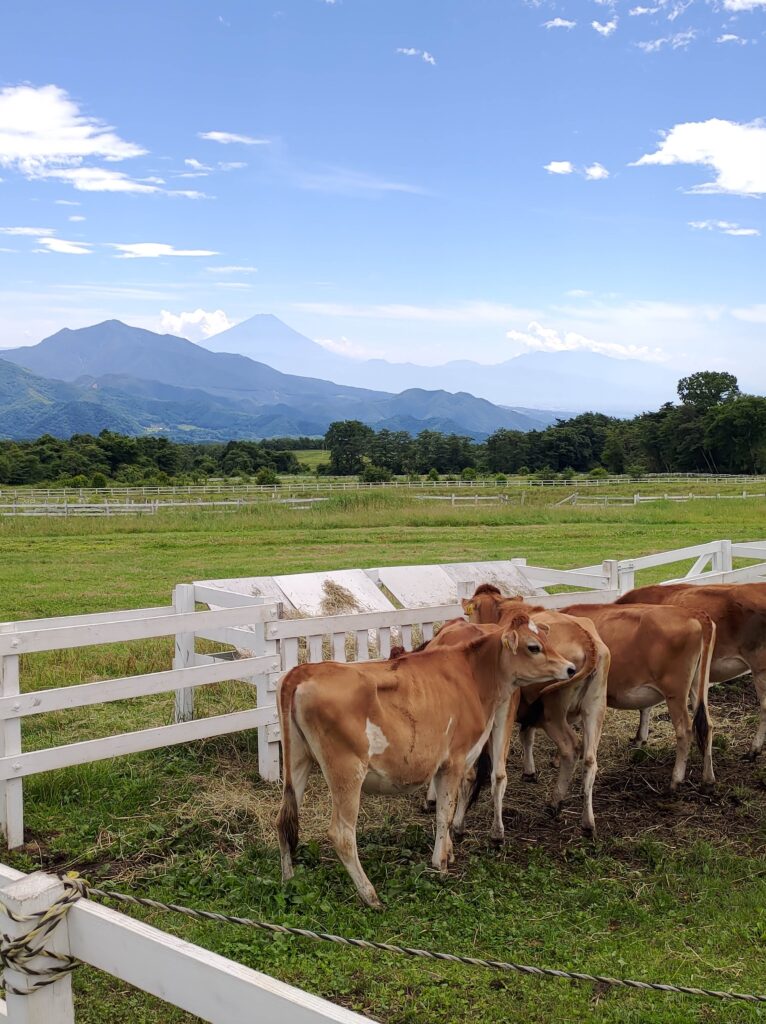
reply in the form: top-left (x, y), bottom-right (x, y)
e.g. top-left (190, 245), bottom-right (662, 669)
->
top-left (602, 559), bottom-right (620, 594)
top-left (456, 580), bottom-right (475, 603)
top-left (0, 650), bottom-right (24, 849)
top-left (250, 600), bottom-right (281, 783)
top-left (618, 560), bottom-right (636, 594)
top-left (172, 584), bottom-right (196, 724)
top-left (713, 539), bottom-right (733, 574)
top-left (0, 872), bottom-right (75, 1023)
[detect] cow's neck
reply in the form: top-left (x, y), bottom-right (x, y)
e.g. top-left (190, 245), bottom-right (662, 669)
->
top-left (463, 633), bottom-right (508, 715)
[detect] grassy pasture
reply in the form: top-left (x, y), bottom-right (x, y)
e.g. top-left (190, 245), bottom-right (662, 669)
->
top-left (2, 492), bottom-right (766, 1022)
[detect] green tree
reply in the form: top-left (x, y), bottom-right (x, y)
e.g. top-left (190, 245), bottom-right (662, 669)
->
top-left (325, 421), bottom-right (374, 475)
top-left (677, 371), bottom-right (740, 411)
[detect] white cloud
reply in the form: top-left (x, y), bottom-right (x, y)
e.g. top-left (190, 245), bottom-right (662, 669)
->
top-left (54, 199), bottom-right (80, 206)
top-left (219, 161), bottom-right (247, 170)
top-left (544, 17), bottom-right (576, 28)
top-left (315, 336), bottom-right (384, 359)
top-left (160, 308), bottom-right (236, 341)
top-left (592, 18), bottom-right (618, 36)
top-left (110, 242), bottom-right (219, 259)
top-left (637, 28), bottom-right (696, 52)
top-left (0, 84), bottom-right (144, 174)
top-left (0, 226), bottom-right (52, 236)
top-left (185, 158), bottom-right (212, 171)
top-left (632, 118), bottom-right (766, 195)
top-left (666, 1), bottom-right (691, 21)
top-left (506, 321), bottom-right (667, 361)
top-left (206, 265), bottom-right (258, 273)
top-left (198, 130), bottom-right (269, 145)
top-left (293, 166), bottom-right (427, 196)
top-left (544, 160), bottom-right (574, 174)
top-left (68, 214), bottom-right (86, 222)
top-left (566, 289), bottom-right (592, 298)
top-left (717, 33), bottom-right (748, 43)
top-left (396, 47), bottom-right (437, 65)
top-left (36, 236), bottom-right (92, 255)
top-left (584, 162), bottom-right (609, 180)
top-left (37, 165), bottom-right (208, 197)
top-left (723, 0), bottom-right (766, 9)
top-left (689, 219), bottom-right (760, 236)
top-left (732, 304), bottom-right (766, 323)
top-left (629, 5), bottom-right (659, 13)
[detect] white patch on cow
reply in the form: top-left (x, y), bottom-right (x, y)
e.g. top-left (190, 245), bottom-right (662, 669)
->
top-left (528, 620), bottom-right (540, 635)
top-left (466, 714), bottom-right (496, 768)
top-left (366, 719), bottom-right (389, 756)
top-left (445, 716), bottom-right (453, 735)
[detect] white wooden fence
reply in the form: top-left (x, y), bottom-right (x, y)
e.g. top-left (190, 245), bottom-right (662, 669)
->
top-left (0, 864), bottom-right (374, 1024)
top-left (1, 539), bottom-right (764, 851)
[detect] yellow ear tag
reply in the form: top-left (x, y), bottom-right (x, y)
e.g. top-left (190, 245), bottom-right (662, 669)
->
top-left (465, 602), bottom-right (474, 615)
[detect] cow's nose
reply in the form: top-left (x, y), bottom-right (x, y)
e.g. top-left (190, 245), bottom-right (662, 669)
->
top-left (567, 664), bottom-right (577, 678)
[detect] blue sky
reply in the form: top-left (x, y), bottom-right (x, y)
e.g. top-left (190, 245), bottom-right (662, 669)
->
top-left (1, 0), bottom-right (764, 386)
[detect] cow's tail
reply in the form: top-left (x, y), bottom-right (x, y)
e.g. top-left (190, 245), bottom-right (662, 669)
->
top-left (466, 747), bottom-right (492, 810)
top-left (276, 673), bottom-right (301, 862)
top-left (692, 613), bottom-right (716, 757)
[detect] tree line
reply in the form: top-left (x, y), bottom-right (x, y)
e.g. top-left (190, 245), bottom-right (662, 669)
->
top-left (0, 372), bottom-right (763, 486)
top-left (325, 373), bottom-right (766, 478)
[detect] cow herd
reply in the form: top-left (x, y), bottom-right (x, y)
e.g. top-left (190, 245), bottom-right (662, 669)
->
top-left (277, 581), bottom-right (766, 907)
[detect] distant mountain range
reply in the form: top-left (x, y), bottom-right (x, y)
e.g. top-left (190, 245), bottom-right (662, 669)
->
top-left (203, 314), bottom-right (680, 415)
top-left (0, 320), bottom-right (563, 441)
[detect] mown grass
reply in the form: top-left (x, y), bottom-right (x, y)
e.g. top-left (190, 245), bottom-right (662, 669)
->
top-left (2, 493), bottom-right (766, 1022)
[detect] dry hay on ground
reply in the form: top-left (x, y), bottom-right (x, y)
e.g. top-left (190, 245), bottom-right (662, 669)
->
top-left (174, 674), bottom-right (766, 871)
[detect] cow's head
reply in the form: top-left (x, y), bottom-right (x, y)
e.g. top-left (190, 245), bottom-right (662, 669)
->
top-left (463, 584), bottom-right (524, 624)
top-left (498, 612), bottom-right (574, 689)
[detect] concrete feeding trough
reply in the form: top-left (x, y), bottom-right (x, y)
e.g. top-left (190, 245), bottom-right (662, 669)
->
top-left (372, 560), bottom-right (539, 608)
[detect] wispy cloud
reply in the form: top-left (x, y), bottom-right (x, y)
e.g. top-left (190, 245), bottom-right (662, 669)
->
top-left (637, 29), bottom-right (696, 52)
top-left (690, 219), bottom-right (760, 237)
top-left (507, 321), bottom-right (667, 361)
top-left (292, 300), bottom-right (540, 323)
top-left (632, 118), bottom-right (766, 195)
top-left (68, 215), bottom-right (86, 222)
top-left (592, 18), bottom-right (618, 36)
top-left (110, 242), bottom-right (219, 259)
top-left (0, 226), bottom-right (53, 236)
top-left (722, 0), bottom-right (766, 9)
top-left (36, 236), bottom-right (92, 255)
top-left (629, 5), bottom-right (659, 13)
top-left (544, 17), bottom-right (576, 28)
top-left (545, 161), bottom-right (609, 180)
top-left (292, 165), bottom-right (427, 196)
top-left (717, 33), bottom-right (749, 44)
top-left (396, 47), bottom-right (437, 65)
top-left (198, 130), bottom-right (269, 145)
top-left (315, 336), bottom-right (385, 359)
top-left (584, 163), bottom-right (610, 180)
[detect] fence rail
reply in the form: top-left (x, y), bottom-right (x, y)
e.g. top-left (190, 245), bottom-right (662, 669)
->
top-left (0, 865), bottom-right (372, 1024)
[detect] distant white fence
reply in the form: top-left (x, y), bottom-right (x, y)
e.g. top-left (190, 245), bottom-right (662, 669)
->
top-left (0, 864), bottom-right (373, 1024)
top-left (1, 539), bottom-right (765, 850)
top-left (561, 491), bottom-right (766, 508)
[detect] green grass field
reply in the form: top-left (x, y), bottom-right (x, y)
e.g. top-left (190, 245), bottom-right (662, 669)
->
top-left (3, 492), bottom-right (766, 1023)
top-left (292, 448), bottom-right (330, 469)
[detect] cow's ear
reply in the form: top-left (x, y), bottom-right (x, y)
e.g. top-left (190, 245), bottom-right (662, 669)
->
top-left (536, 622), bottom-right (550, 636)
top-left (503, 629), bottom-right (519, 654)
top-left (462, 599), bottom-right (474, 615)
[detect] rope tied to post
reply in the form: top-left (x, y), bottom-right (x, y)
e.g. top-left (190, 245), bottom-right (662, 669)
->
top-left (0, 873), bottom-right (85, 996)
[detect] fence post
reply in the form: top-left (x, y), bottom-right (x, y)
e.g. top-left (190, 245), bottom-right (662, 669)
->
top-left (602, 559), bottom-right (620, 593)
top-left (0, 872), bottom-right (75, 1024)
top-left (712, 539), bottom-right (733, 574)
top-left (0, 648), bottom-right (24, 849)
top-left (250, 600), bottom-right (281, 783)
top-left (172, 584), bottom-right (196, 724)
top-left (617, 560), bottom-right (635, 594)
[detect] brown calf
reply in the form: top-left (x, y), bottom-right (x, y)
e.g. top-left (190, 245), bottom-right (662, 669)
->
top-left (562, 602), bottom-right (716, 791)
top-left (276, 615), bottom-right (576, 907)
top-left (462, 587), bottom-right (609, 835)
top-left (617, 583), bottom-right (766, 759)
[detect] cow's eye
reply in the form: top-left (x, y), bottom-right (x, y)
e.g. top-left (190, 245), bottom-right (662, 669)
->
top-left (527, 643), bottom-right (541, 654)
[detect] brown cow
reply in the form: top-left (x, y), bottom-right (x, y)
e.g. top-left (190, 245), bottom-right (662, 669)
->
top-left (461, 587), bottom-right (609, 836)
top-left (616, 583), bottom-right (766, 759)
top-left (561, 602), bottom-right (716, 792)
top-left (276, 615), bottom-right (576, 907)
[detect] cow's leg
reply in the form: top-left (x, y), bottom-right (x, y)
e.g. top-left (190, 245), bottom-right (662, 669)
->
top-left (451, 767), bottom-right (475, 838)
top-left (544, 718), bottom-right (578, 819)
top-left (746, 664), bottom-right (766, 761)
top-left (520, 726), bottom-right (538, 782)
top-left (579, 696), bottom-right (606, 836)
top-left (432, 763), bottom-right (463, 873)
top-left (423, 776), bottom-right (437, 811)
top-left (324, 758), bottom-right (380, 908)
top-left (489, 704), bottom-right (515, 842)
top-left (666, 695), bottom-right (692, 791)
top-left (631, 707), bottom-right (651, 747)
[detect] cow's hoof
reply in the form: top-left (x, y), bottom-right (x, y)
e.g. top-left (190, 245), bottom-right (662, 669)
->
top-left (581, 824), bottom-right (595, 839)
top-left (490, 828), bottom-right (505, 844)
top-left (629, 738), bottom-right (647, 749)
top-left (521, 772), bottom-right (538, 784)
top-left (699, 781), bottom-right (716, 796)
top-left (546, 802), bottom-right (563, 820)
